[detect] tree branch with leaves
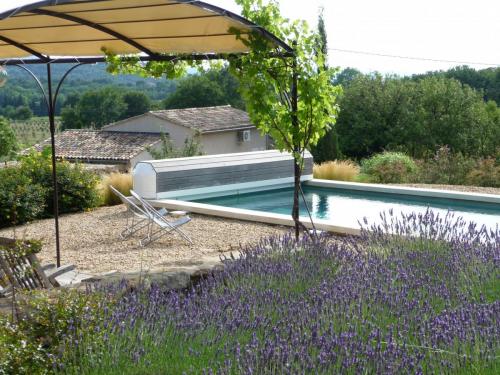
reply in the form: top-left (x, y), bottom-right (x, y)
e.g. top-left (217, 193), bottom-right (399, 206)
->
top-left (103, 0), bottom-right (341, 239)
top-left (228, 0), bottom-right (342, 238)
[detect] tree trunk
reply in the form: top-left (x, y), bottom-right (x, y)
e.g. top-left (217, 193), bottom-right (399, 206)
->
top-left (293, 157), bottom-right (301, 240)
top-left (291, 48), bottom-right (300, 240)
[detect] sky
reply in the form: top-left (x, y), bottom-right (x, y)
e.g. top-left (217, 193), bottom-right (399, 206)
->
top-left (1, 0), bottom-right (499, 75)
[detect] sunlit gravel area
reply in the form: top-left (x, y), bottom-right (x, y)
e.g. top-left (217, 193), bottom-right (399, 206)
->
top-left (0, 205), bottom-right (289, 274)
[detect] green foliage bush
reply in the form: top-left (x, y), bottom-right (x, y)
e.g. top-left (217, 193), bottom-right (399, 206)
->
top-left (417, 146), bottom-right (476, 185)
top-left (360, 152), bottom-right (418, 183)
top-left (0, 117), bottom-right (17, 161)
top-left (0, 289), bottom-right (108, 374)
top-left (0, 168), bottom-right (46, 228)
top-left (19, 150), bottom-right (100, 216)
top-left (0, 150), bottom-right (100, 227)
top-left (466, 157), bottom-right (500, 187)
top-left (336, 75), bottom-right (500, 159)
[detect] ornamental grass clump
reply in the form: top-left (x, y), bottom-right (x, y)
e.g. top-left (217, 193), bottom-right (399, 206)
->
top-left (99, 172), bottom-right (132, 206)
top-left (61, 211), bottom-right (499, 374)
top-left (313, 160), bottom-right (360, 181)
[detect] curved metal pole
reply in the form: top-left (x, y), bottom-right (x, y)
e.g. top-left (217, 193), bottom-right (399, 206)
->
top-left (8, 62), bottom-right (90, 267)
top-left (11, 63), bottom-right (61, 266)
top-left (53, 62), bottom-right (89, 108)
top-left (13, 64), bottom-right (50, 110)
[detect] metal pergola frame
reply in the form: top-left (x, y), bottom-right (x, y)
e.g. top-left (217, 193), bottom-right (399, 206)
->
top-left (0, 0), bottom-right (296, 267)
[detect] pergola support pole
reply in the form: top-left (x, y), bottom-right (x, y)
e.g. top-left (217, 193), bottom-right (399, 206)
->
top-left (46, 63), bottom-right (62, 268)
top-left (10, 62), bottom-right (95, 267)
top-left (291, 45), bottom-right (300, 240)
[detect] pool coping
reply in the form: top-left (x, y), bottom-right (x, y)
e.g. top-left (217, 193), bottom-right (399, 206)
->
top-left (148, 199), bottom-right (362, 236)
top-left (148, 180), bottom-right (499, 236)
top-left (306, 180), bottom-right (500, 204)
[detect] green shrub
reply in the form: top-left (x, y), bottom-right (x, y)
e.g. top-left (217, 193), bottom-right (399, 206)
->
top-left (0, 168), bottom-right (46, 228)
top-left (466, 158), bottom-right (500, 187)
top-left (418, 146), bottom-right (476, 185)
top-left (19, 149), bottom-right (100, 216)
top-left (360, 151), bottom-right (418, 183)
top-left (0, 289), bottom-right (109, 374)
top-left (0, 316), bottom-right (50, 375)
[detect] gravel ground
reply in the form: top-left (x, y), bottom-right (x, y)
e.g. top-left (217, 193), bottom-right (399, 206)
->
top-left (393, 184), bottom-right (500, 195)
top-left (0, 205), bottom-right (288, 274)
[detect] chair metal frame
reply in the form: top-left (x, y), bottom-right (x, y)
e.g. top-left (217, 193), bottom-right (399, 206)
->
top-left (130, 190), bottom-right (193, 246)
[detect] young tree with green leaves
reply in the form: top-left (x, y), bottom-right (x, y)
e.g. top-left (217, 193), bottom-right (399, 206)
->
top-left (228, 0), bottom-right (341, 237)
top-left (104, 0), bottom-right (341, 239)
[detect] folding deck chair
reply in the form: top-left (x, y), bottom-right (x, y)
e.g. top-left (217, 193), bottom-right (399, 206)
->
top-left (110, 185), bottom-right (167, 240)
top-left (0, 237), bottom-right (94, 297)
top-left (130, 190), bottom-right (193, 246)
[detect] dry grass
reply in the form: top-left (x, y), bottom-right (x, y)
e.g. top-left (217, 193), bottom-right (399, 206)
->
top-left (99, 172), bottom-right (133, 205)
top-left (313, 160), bottom-right (360, 181)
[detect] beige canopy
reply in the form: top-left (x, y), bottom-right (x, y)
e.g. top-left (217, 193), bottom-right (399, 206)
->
top-left (0, 0), bottom-right (291, 63)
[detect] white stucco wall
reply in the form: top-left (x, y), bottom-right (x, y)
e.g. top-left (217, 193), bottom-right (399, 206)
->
top-left (201, 129), bottom-right (267, 154)
top-left (106, 114), bottom-right (268, 156)
top-left (130, 148), bottom-right (159, 169)
top-left (105, 115), bottom-right (194, 147)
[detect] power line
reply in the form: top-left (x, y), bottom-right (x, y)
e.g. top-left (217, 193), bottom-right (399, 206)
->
top-left (328, 48), bottom-right (500, 67)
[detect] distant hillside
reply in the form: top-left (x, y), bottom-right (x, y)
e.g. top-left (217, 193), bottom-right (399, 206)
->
top-left (1, 63), bottom-right (176, 116)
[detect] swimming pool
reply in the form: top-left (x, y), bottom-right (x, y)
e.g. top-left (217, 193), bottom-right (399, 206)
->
top-left (193, 185), bottom-right (500, 230)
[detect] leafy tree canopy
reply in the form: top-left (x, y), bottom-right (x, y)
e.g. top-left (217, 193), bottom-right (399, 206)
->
top-left (163, 68), bottom-right (245, 110)
top-left (336, 74), bottom-right (500, 159)
top-left (61, 87), bottom-right (151, 129)
top-left (164, 74), bottom-right (227, 110)
top-left (122, 91), bottom-right (151, 118)
top-left (413, 65), bottom-right (500, 105)
top-left (228, 0), bottom-right (341, 159)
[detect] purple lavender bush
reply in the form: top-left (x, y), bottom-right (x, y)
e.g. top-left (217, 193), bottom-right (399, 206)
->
top-left (61, 210), bottom-right (499, 374)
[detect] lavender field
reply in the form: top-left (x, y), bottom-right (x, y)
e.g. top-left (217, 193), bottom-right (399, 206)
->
top-left (62, 211), bottom-right (499, 374)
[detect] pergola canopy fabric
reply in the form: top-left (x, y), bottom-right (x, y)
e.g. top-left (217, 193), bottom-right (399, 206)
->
top-left (0, 0), bottom-right (291, 63)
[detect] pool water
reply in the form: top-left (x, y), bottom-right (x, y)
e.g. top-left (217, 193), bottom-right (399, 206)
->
top-left (193, 186), bottom-right (500, 230)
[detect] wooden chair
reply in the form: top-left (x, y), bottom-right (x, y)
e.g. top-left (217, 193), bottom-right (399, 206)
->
top-left (0, 237), bottom-right (93, 297)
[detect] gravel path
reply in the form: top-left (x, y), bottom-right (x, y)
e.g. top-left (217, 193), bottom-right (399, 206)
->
top-left (393, 184), bottom-right (500, 195)
top-left (0, 205), bottom-right (288, 274)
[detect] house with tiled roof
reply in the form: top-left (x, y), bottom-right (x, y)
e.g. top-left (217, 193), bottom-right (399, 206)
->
top-left (31, 130), bottom-right (161, 170)
top-left (103, 105), bottom-right (268, 155)
top-left (32, 106), bottom-right (269, 170)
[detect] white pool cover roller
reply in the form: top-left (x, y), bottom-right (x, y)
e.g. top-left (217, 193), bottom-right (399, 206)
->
top-left (133, 150), bottom-right (313, 200)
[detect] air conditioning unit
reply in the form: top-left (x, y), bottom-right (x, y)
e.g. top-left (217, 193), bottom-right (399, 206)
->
top-left (237, 130), bottom-right (251, 143)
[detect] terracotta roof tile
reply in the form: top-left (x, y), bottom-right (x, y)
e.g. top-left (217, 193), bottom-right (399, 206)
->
top-left (31, 130), bottom-right (160, 162)
top-left (149, 105), bottom-right (254, 133)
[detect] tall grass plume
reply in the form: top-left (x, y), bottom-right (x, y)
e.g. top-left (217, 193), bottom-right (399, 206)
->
top-left (99, 172), bottom-right (132, 206)
top-left (313, 160), bottom-right (360, 181)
